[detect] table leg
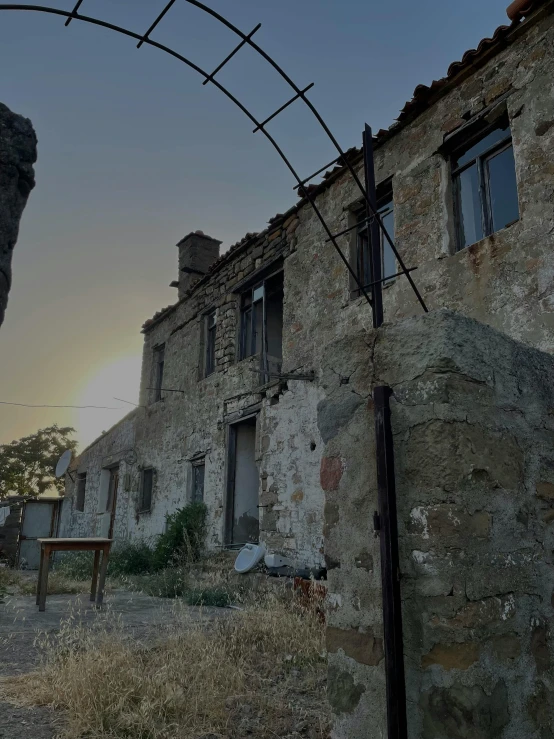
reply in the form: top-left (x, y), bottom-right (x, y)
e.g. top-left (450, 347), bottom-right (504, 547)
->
top-left (36, 545), bottom-right (44, 605)
top-left (95, 546), bottom-right (110, 608)
top-left (90, 550), bottom-right (101, 602)
top-left (38, 545), bottom-right (51, 612)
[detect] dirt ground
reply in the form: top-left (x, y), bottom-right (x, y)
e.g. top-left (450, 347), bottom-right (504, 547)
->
top-left (0, 590), bottom-right (224, 739)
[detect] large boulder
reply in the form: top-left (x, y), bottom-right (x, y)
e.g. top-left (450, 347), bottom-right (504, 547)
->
top-left (0, 102), bottom-right (37, 328)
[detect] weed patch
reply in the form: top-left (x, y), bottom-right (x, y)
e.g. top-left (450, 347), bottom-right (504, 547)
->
top-left (153, 502), bottom-right (207, 570)
top-left (1, 594), bottom-right (329, 738)
top-left (0, 566), bottom-right (87, 596)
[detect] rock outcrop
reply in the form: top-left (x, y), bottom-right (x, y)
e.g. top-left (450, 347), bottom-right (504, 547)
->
top-left (0, 102), bottom-right (37, 328)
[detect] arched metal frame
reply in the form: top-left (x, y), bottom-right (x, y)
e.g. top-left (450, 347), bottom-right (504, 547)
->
top-left (0, 1), bottom-right (427, 325)
top-left (1, 5), bottom-right (421, 736)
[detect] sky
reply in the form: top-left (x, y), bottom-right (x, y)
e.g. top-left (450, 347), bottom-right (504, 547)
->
top-left (0, 0), bottom-right (510, 451)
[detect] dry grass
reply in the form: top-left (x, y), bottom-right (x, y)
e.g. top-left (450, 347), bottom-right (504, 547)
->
top-left (0, 565), bottom-right (89, 596)
top-left (1, 592), bottom-right (329, 739)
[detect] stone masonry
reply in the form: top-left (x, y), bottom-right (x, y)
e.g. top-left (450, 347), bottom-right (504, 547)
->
top-left (0, 102), bottom-right (37, 328)
top-left (59, 0), bottom-right (554, 631)
top-left (325, 309), bottom-right (554, 738)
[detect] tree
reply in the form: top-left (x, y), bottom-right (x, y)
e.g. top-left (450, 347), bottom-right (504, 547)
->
top-left (0, 425), bottom-right (77, 499)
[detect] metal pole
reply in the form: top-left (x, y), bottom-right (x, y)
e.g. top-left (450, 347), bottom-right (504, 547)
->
top-left (363, 124), bottom-right (383, 328)
top-left (373, 385), bottom-right (407, 739)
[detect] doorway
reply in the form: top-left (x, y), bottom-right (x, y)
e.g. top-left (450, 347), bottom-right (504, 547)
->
top-left (97, 467), bottom-right (119, 539)
top-left (226, 416), bottom-right (259, 545)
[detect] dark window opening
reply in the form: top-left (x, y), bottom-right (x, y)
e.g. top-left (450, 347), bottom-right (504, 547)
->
top-left (205, 311), bottom-right (216, 377)
top-left (106, 469), bottom-right (119, 513)
top-left (152, 344), bottom-right (165, 402)
top-left (191, 461), bottom-right (205, 503)
top-left (75, 473), bottom-right (86, 512)
top-left (355, 184), bottom-right (395, 294)
top-left (239, 271), bottom-right (283, 376)
top-left (452, 115), bottom-right (519, 250)
top-left (140, 468), bottom-right (154, 512)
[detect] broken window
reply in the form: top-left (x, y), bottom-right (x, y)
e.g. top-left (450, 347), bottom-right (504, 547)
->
top-left (139, 468), bottom-right (154, 512)
top-left (354, 184), bottom-right (395, 293)
top-left (152, 344), bottom-right (165, 402)
top-left (191, 460), bottom-right (205, 503)
top-left (452, 115), bottom-right (519, 250)
top-left (75, 472), bottom-right (86, 512)
top-left (239, 271), bottom-right (283, 376)
top-left (205, 311), bottom-right (216, 377)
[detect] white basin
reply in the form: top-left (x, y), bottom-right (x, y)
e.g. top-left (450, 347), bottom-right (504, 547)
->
top-left (234, 542), bottom-right (266, 574)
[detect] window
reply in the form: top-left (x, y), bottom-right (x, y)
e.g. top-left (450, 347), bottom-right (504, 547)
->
top-left (239, 271), bottom-right (283, 374)
top-left (75, 473), bottom-right (86, 512)
top-left (452, 116), bottom-right (519, 250)
top-left (191, 460), bottom-right (205, 503)
top-left (354, 184), bottom-right (396, 293)
top-left (205, 311), bottom-right (216, 377)
top-left (139, 469), bottom-right (154, 512)
top-left (152, 344), bottom-right (165, 402)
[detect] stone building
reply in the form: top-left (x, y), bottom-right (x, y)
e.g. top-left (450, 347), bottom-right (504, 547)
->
top-left (62, 3), bottom-right (554, 564)
top-left (61, 0), bottom-right (554, 560)
top-left (59, 2), bottom-right (554, 733)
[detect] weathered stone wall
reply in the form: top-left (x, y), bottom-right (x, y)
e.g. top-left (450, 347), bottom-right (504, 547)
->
top-left (59, 412), bottom-right (137, 540)
top-left (61, 210), bottom-right (328, 566)
top-left (292, 4), bottom-right (554, 358)
top-left (0, 102), bottom-right (37, 328)
top-left (61, 4), bottom-right (554, 575)
top-left (325, 309), bottom-right (554, 738)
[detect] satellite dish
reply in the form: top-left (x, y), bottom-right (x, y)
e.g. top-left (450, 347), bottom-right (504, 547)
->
top-left (55, 449), bottom-right (73, 478)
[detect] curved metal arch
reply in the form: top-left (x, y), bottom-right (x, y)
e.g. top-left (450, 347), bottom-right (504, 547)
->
top-left (0, 3), bottom-right (427, 315)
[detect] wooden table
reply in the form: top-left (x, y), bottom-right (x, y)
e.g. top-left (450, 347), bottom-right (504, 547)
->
top-left (36, 537), bottom-right (113, 612)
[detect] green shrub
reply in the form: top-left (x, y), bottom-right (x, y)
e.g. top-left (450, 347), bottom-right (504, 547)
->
top-left (108, 540), bottom-right (155, 577)
top-left (186, 587), bottom-right (231, 608)
top-left (55, 551), bottom-right (93, 580)
top-left (153, 503), bottom-right (207, 570)
top-left (132, 567), bottom-right (190, 598)
top-left (54, 503), bottom-right (206, 582)
top-left (56, 540), bottom-right (155, 580)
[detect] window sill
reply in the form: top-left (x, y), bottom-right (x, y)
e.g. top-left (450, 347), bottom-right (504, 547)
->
top-left (137, 508), bottom-right (152, 515)
top-left (455, 219), bottom-right (520, 254)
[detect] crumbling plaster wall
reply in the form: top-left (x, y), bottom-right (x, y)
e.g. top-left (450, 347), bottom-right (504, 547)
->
top-left (0, 102), bottom-right (36, 328)
top-left (325, 309), bottom-right (554, 739)
top-left (59, 412), bottom-right (137, 540)
top-left (291, 5), bottom-right (554, 360)
top-left (121, 211), bottom-right (326, 564)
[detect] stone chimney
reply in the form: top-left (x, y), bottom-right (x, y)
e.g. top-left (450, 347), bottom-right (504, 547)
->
top-left (176, 230), bottom-right (221, 300)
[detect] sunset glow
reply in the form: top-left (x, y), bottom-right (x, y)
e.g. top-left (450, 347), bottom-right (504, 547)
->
top-left (72, 355), bottom-right (142, 450)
